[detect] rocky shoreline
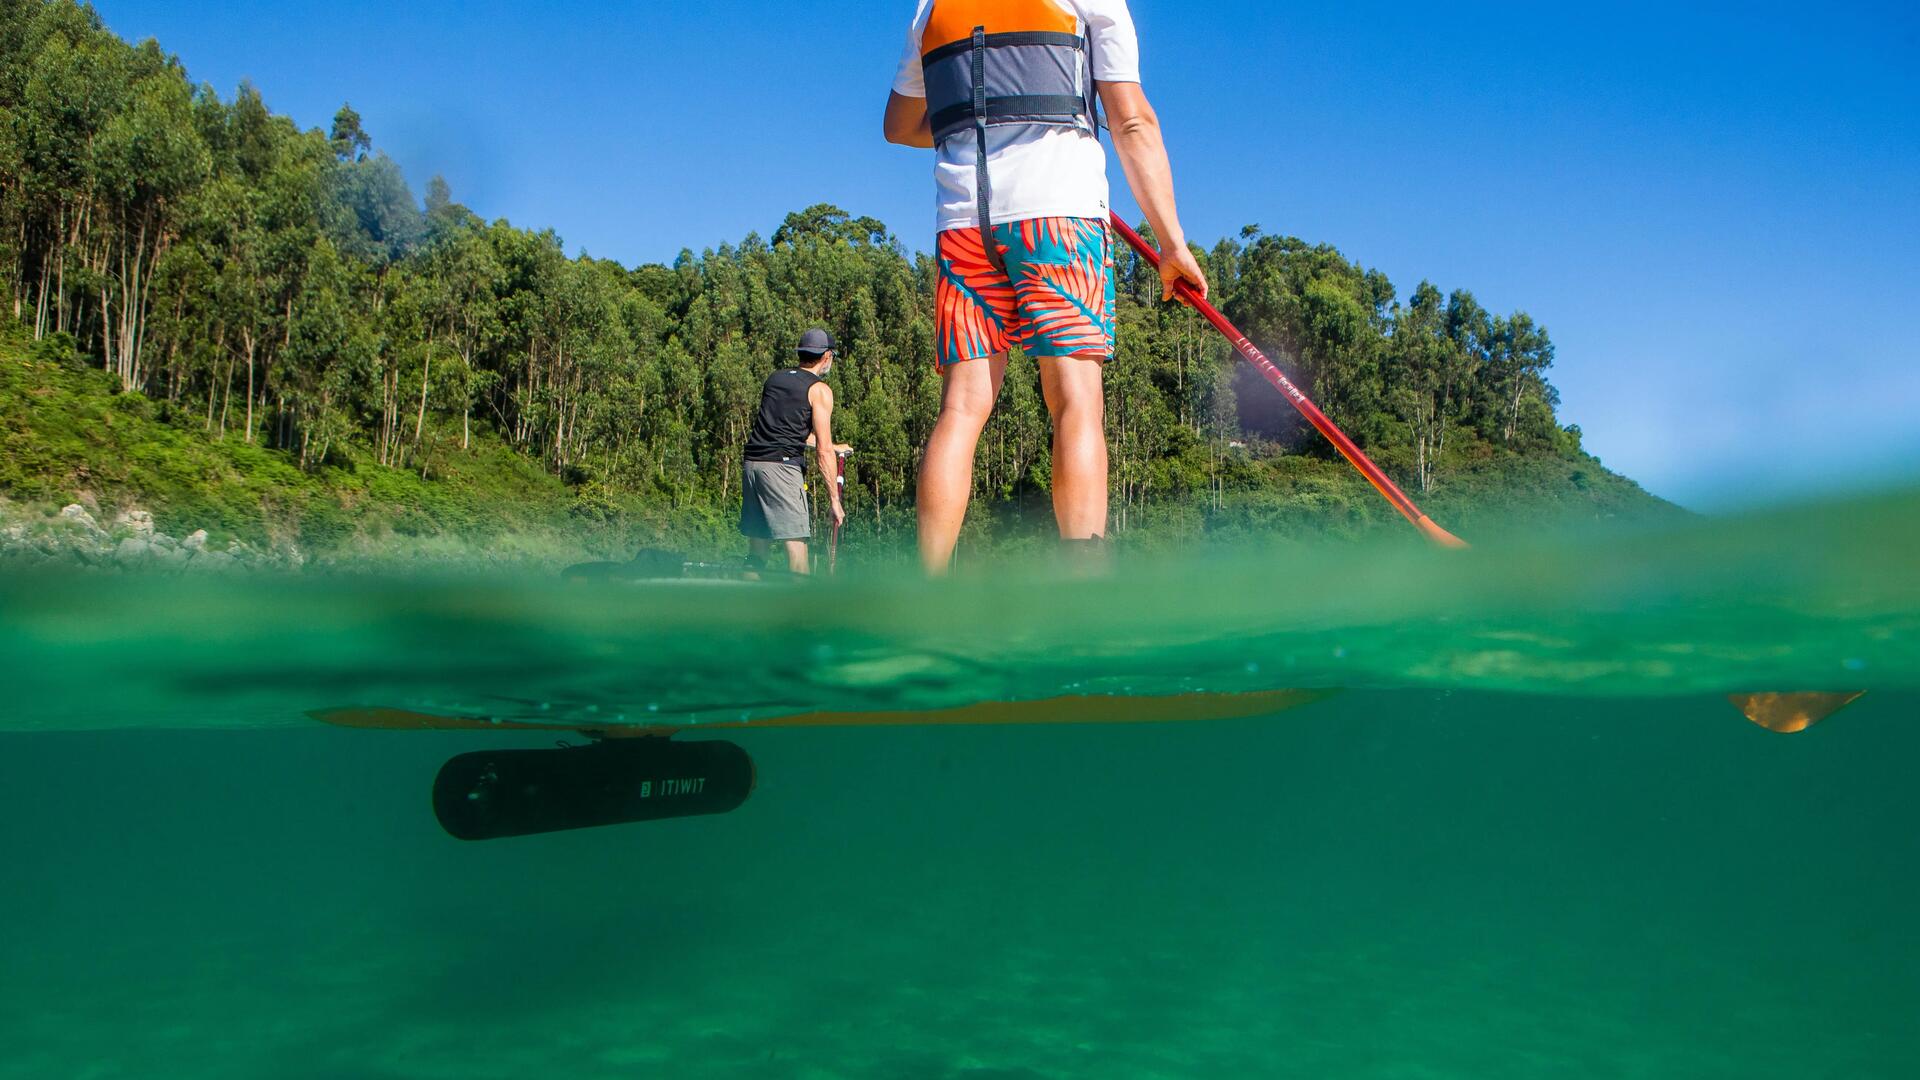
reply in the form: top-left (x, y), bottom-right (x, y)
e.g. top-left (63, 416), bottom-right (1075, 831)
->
top-left (0, 501), bottom-right (300, 573)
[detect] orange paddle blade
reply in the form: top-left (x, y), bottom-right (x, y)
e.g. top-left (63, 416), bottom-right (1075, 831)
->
top-left (1729, 692), bottom-right (1866, 734)
top-left (1413, 515), bottom-right (1470, 549)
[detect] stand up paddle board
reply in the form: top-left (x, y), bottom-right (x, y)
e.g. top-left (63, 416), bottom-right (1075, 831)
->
top-left (313, 688), bottom-right (1863, 842)
top-left (313, 691), bottom-right (1333, 841)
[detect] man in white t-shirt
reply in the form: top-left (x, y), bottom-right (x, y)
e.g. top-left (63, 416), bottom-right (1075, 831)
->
top-left (885, 0), bottom-right (1208, 574)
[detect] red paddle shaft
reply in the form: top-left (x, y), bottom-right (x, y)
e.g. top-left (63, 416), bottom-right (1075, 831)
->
top-left (829, 450), bottom-right (850, 575)
top-left (1109, 214), bottom-right (1467, 548)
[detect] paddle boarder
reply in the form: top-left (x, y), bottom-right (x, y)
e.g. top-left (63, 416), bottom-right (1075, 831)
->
top-left (883, 0), bottom-right (1209, 573)
top-left (740, 329), bottom-right (848, 575)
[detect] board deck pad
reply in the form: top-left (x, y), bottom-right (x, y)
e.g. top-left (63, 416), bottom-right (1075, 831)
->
top-left (434, 739), bottom-right (755, 840)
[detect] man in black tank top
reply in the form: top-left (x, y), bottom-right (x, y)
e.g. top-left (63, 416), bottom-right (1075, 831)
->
top-left (739, 329), bottom-right (847, 574)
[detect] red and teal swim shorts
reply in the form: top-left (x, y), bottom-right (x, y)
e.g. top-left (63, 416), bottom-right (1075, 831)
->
top-left (934, 216), bottom-right (1117, 371)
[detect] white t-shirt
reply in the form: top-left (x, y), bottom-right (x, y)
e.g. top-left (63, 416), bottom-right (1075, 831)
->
top-left (891, 0), bottom-right (1141, 234)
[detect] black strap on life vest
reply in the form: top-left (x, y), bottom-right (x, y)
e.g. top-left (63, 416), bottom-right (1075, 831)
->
top-left (970, 26), bottom-right (1004, 272)
top-left (928, 95), bottom-right (1093, 143)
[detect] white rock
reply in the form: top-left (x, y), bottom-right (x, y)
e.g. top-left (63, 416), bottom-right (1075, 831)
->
top-left (60, 504), bottom-right (101, 532)
top-left (114, 509), bottom-right (156, 536)
top-left (115, 536), bottom-right (151, 562)
top-left (183, 530), bottom-right (209, 551)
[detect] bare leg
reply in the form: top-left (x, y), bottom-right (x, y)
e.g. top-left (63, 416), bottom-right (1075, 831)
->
top-left (916, 353), bottom-right (1009, 575)
top-left (1038, 354), bottom-right (1109, 539)
top-left (784, 539), bottom-right (811, 576)
top-left (748, 538), bottom-right (772, 565)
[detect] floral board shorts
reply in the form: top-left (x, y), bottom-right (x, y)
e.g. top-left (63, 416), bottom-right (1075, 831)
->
top-left (934, 216), bottom-right (1117, 371)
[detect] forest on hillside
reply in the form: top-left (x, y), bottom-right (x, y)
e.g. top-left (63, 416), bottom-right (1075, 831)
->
top-left (2, 0), bottom-right (1608, 549)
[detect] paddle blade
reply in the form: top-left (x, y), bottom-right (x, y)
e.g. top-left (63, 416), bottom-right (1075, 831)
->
top-left (1413, 515), bottom-right (1470, 549)
top-left (1729, 692), bottom-right (1866, 733)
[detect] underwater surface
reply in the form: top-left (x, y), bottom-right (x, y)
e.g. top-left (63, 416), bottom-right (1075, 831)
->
top-left (2, 490), bottom-right (1917, 1077)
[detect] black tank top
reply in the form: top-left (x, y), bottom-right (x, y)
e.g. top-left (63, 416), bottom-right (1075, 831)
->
top-left (744, 367), bottom-right (822, 464)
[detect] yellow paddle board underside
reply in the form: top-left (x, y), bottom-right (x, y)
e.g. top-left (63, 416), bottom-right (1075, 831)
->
top-left (312, 690), bottom-right (1334, 739)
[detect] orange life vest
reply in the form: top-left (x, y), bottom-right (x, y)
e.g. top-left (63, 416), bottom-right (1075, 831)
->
top-left (919, 0), bottom-right (1099, 265)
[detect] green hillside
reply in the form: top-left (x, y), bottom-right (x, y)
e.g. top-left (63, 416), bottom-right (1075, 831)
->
top-left (1, 325), bottom-right (1670, 567)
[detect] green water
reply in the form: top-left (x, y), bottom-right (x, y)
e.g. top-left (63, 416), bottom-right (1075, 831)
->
top-left (2, 491), bottom-right (1917, 1077)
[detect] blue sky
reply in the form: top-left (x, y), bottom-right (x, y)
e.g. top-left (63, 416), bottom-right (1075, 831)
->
top-left (93, 1), bottom-right (1919, 509)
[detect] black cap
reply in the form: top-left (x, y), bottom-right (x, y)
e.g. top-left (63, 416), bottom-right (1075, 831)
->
top-left (797, 328), bottom-right (835, 357)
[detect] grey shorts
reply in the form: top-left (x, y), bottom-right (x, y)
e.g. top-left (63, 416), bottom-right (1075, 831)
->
top-left (740, 460), bottom-right (810, 541)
